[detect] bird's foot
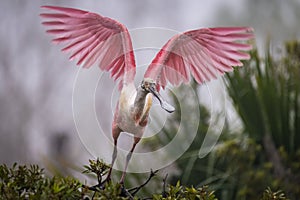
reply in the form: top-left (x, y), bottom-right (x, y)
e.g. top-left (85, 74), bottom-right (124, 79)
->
top-left (120, 184), bottom-right (134, 200)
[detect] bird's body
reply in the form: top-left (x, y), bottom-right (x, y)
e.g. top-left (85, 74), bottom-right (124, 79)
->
top-left (116, 83), bottom-right (152, 136)
top-left (40, 5), bottom-right (254, 183)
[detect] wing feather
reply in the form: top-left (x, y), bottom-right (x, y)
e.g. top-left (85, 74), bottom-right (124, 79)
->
top-left (144, 27), bottom-right (254, 89)
top-left (40, 5), bottom-right (136, 88)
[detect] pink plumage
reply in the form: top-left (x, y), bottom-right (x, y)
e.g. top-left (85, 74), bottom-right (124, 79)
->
top-left (144, 27), bottom-right (254, 89)
top-left (41, 6), bottom-right (254, 90)
top-left (40, 6), bottom-right (136, 87)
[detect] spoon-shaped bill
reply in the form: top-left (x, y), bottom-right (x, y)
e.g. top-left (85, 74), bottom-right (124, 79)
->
top-left (149, 86), bottom-right (175, 113)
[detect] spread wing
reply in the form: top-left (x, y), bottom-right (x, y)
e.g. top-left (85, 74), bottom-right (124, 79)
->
top-left (40, 6), bottom-right (136, 88)
top-left (144, 27), bottom-right (254, 89)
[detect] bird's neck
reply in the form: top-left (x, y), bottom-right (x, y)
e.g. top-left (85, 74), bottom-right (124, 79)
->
top-left (132, 87), bottom-right (152, 125)
top-left (133, 87), bottom-right (148, 112)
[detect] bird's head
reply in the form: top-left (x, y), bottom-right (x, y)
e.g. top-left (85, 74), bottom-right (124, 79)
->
top-left (141, 78), bottom-right (175, 113)
top-left (141, 78), bottom-right (156, 93)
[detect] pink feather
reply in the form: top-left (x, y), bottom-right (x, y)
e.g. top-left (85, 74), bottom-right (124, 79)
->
top-left (40, 6), bottom-right (136, 88)
top-left (41, 6), bottom-right (254, 91)
top-left (144, 27), bottom-right (254, 89)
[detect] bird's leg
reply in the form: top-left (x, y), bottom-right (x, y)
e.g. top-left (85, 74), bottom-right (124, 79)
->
top-left (105, 125), bottom-right (122, 183)
top-left (119, 136), bottom-right (141, 184)
top-left (106, 140), bottom-right (117, 182)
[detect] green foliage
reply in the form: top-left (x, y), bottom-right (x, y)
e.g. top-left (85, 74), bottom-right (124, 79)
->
top-left (225, 41), bottom-right (300, 199)
top-left (226, 41), bottom-right (300, 153)
top-left (0, 163), bottom-right (83, 199)
top-left (209, 138), bottom-right (283, 199)
top-left (81, 159), bottom-right (218, 199)
top-left (83, 159), bottom-right (110, 175)
top-left (153, 181), bottom-right (217, 200)
top-left (0, 159), bottom-right (216, 200)
top-left (261, 187), bottom-right (289, 200)
top-left (83, 159), bottom-right (110, 184)
top-left (89, 182), bottom-right (132, 200)
top-left (0, 159), bottom-right (291, 199)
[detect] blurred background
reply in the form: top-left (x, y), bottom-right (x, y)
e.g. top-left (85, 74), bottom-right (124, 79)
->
top-left (1, 0), bottom-right (300, 199)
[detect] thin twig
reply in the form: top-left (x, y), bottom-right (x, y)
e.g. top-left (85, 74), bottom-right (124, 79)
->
top-left (128, 169), bottom-right (159, 196)
top-left (83, 170), bottom-right (159, 199)
top-left (91, 191), bottom-right (96, 200)
top-left (82, 182), bottom-right (106, 192)
top-left (97, 172), bottom-right (102, 185)
top-left (162, 173), bottom-right (168, 197)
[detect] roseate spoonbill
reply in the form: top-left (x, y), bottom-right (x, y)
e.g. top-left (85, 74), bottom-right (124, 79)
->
top-left (40, 5), bottom-right (254, 183)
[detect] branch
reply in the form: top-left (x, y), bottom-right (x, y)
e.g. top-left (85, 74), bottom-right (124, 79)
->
top-left (128, 169), bottom-right (159, 196)
top-left (83, 167), bottom-right (159, 199)
top-left (162, 174), bottom-right (168, 198)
